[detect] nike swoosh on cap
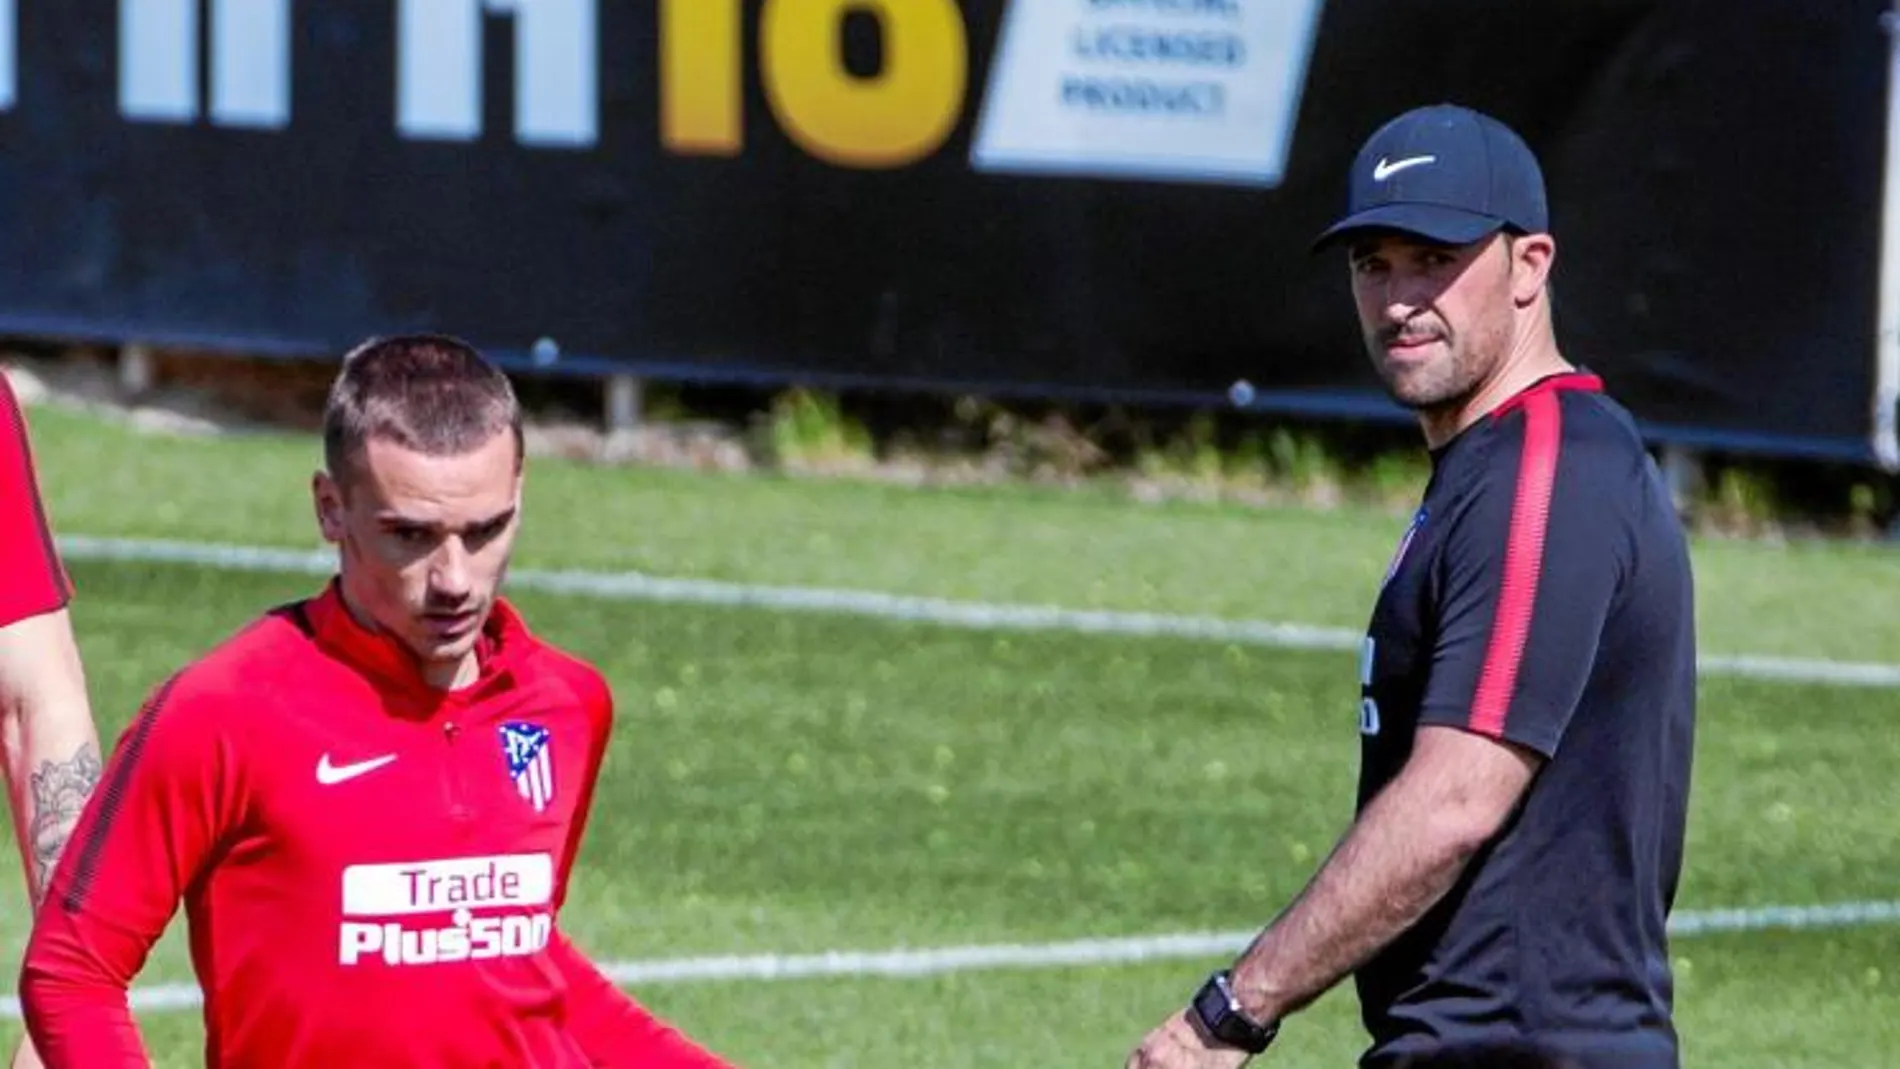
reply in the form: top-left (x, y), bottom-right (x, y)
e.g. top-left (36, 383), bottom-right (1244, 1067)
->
top-left (1372, 155), bottom-right (1436, 181)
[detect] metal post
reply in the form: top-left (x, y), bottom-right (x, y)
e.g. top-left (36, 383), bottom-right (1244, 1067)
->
top-left (119, 342), bottom-right (154, 397)
top-left (606, 373), bottom-right (643, 434)
top-left (1871, 3), bottom-right (1900, 470)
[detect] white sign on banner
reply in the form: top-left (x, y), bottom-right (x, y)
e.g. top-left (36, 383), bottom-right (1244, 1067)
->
top-left (970, 0), bottom-right (1327, 187)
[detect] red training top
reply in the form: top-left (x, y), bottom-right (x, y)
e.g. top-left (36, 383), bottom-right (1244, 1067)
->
top-left (21, 581), bottom-right (734, 1069)
top-left (0, 373), bottom-right (71, 628)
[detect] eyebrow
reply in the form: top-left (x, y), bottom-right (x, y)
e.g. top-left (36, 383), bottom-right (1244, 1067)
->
top-left (375, 507), bottom-right (517, 535)
top-left (1350, 238), bottom-right (1463, 261)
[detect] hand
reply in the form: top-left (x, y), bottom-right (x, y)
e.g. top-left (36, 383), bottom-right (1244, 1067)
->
top-left (1124, 1010), bottom-right (1254, 1069)
top-left (9, 1034), bottom-right (45, 1069)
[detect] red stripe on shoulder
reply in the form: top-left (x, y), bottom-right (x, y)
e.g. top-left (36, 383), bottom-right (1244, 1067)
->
top-left (1469, 390), bottom-right (1564, 737)
top-left (60, 673), bottom-right (184, 913)
top-left (1490, 371), bottom-right (1602, 421)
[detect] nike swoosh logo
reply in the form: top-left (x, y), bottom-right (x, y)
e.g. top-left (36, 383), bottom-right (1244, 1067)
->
top-left (1372, 155), bottom-right (1436, 181)
top-left (317, 753), bottom-right (398, 786)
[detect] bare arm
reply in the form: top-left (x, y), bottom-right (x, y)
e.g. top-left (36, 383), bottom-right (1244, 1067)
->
top-left (0, 609), bottom-right (101, 906)
top-left (1227, 726), bottom-right (1540, 1024)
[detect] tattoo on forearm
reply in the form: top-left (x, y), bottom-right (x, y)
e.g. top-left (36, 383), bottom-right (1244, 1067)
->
top-left (29, 743), bottom-right (102, 902)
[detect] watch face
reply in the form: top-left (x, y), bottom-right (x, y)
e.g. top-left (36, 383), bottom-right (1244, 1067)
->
top-left (1192, 979), bottom-right (1226, 1023)
top-left (1190, 971), bottom-right (1274, 1054)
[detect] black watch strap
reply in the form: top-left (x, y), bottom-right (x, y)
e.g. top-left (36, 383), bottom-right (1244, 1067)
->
top-left (1187, 969), bottom-right (1279, 1054)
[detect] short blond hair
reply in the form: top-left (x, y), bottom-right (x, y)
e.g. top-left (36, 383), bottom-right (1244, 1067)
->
top-left (321, 333), bottom-right (522, 485)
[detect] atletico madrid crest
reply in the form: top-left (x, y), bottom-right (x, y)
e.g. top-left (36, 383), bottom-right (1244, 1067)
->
top-left (1382, 506), bottom-right (1428, 587)
top-left (500, 722), bottom-right (556, 813)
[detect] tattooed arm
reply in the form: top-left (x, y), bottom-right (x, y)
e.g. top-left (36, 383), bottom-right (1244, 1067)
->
top-left (0, 608), bottom-right (101, 906)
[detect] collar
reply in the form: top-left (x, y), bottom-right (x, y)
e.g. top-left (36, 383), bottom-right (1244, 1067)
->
top-left (1489, 368), bottom-right (1604, 421)
top-left (303, 579), bottom-right (530, 714)
top-left (1427, 368), bottom-right (1604, 466)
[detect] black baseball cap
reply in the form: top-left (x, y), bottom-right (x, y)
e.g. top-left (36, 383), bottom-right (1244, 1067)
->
top-left (1311, 103), bottom-right (1548, 251)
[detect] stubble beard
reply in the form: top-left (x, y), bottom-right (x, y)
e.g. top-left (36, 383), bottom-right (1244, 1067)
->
top-left (1369, 316), bottom-right (1509, 419)
top-left (1369, 334), bottom-right (1480, 416)
top-left (1386, 350), bottom-right (1481, 415)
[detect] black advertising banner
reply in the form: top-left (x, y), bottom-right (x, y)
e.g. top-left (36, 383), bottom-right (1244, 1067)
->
top-left (0, 1), bottom-right (1891, 463)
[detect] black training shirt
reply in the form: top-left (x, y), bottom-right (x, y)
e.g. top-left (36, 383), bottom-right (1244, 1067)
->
top-left (1354, 371), bottom-right (1696, 1069)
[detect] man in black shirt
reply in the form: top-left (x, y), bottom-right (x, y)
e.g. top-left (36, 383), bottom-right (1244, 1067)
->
top-left (1125, 104), bottom-right (1697, 1069)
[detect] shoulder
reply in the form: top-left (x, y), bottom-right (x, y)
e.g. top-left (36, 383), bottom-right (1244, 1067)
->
top-left (134, 603), bottom-right (318, 736)
top-left (1455, 380), bottom-right (1653, 517)
top-left (0, 372), bottom-right (39, 476)
top-left (0, 370), bottom-right (43, 500)
top-left (545, 646), bottom-right (614, 716)
top-left (0, 370), bottom-right (26, 430)
top-left (1427, 381), bottom-right (1659, 585)
top-left (0, 372), bottom-right (21, 421)
top-left (512, 628), bottom-right (614, 728)
top-left (1491, 381), bottom-right (1650, 476)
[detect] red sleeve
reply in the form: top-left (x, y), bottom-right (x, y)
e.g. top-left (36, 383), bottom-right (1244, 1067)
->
top-left (0, 374), bottom-right (72, 628)
top-left (550, 665), bottom-right (735, 1069)
top-left (1417, 392), bottom-right (1628, 757)
top-left (548, 936), bottom-right (734, 1068)
top-left (21, 672), bottom-right (241, 1068)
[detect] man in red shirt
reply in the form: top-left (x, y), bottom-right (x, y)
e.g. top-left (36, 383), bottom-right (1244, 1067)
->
top-left (1, 368), bottom-right (103, 1069)
top-left (20, 336), bottom-right (737, 1068)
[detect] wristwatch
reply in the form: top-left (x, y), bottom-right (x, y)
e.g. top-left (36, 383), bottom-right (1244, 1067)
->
top-left (1187, 969), bottom-right (1279, 1054)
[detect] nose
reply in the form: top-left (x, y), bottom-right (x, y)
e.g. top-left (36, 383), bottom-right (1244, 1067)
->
top-left (429, 538), bottom-right (473, 602)
top-left (1380, 270), bottom-right (1434, 323)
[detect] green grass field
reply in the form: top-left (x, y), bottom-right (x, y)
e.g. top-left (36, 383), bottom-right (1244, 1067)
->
top-left (2, 403), bottom-right (1897, 1066)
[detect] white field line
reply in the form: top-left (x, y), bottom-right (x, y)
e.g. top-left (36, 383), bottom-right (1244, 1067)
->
top-left (57, 535), bottom-right (1900, 688)
top-left (3, 899), bottom-right (1896, 1018)
top-left (24, 536), bottom-right (1900, 1015)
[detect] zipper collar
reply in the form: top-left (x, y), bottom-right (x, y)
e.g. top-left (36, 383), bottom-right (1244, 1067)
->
top-left (304, 579), bottom-right (530, 717)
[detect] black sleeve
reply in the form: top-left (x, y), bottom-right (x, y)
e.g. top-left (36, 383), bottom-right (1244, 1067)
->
top-left (1418, 397), bottom-right (1629, 757)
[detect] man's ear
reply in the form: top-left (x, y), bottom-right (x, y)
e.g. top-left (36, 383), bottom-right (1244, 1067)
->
top-left (313, 470), bottom-right (346, 545)
top-left (1510, 233), bottom-right (1556, 307)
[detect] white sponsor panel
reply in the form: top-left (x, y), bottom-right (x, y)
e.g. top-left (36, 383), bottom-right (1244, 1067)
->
top-left (338, 853), bottom-right (555, 967)
top-left (343, 853), bottom-right (553, 916)
top-left (971, 0), bottom-right (1326, 186)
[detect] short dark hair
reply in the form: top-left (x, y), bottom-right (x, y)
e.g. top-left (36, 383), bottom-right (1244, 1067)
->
top-left (1392, 1040), bottom-right (1581, 1069)
top-left (321, 333), bottom-right (523, 484)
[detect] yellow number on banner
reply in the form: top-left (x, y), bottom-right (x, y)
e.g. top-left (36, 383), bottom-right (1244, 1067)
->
top-left (660, 0), bottom-right (742, 155)
top-left (761, 0), bottom-right (966, 167)
top-left (661, 0), bottom-right (966, 167)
